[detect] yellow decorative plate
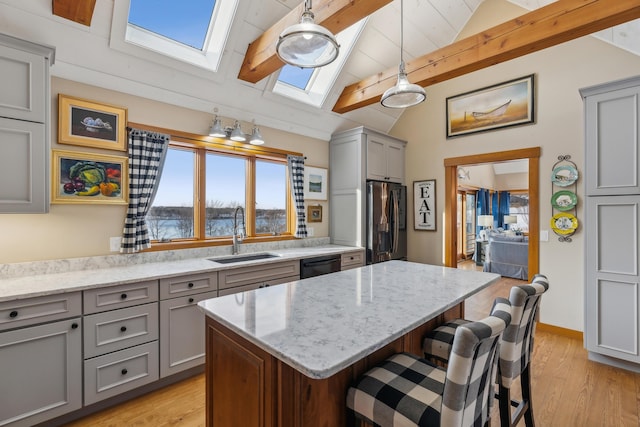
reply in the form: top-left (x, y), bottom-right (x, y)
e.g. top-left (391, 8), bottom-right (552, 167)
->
top-left (550, 212), bottom-right (578, 235)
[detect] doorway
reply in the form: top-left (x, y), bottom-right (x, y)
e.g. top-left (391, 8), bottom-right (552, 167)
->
top-left (443, 148), bottom-right (540, 281)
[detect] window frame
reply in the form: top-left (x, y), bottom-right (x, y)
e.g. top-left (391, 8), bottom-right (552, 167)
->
top-left (130, 122), bottom-right (301, 252)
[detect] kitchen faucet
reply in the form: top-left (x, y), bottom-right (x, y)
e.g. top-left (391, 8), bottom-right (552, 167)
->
top-left (232, 206), bottom-right (246, 255)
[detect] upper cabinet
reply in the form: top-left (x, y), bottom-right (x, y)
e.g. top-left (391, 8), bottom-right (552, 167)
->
top-left (0, 33), bottom-right (55, 213)
top-left (366, 132), bottom-right (406, 183)
top-left (581, 76), bottom-right (640, 196)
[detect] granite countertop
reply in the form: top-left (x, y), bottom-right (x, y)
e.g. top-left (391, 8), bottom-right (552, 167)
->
top-left (0, 244), bottom-right (363, 302)
top-left (198, 261), bottom-right (500, 379)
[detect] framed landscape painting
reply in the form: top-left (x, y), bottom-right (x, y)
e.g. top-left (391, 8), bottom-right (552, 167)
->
top-left (446, 74), bottom-right (535, 138)
top-left (51, 149), bottom-right (128, 205)
top-left (303, 166), bottom-right (327, 200)
top-left (58, 94), bottom-right (128, 151)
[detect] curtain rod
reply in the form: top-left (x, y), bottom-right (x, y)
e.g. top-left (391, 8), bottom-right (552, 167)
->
top-left (126, 124), bottom-right (304, 159)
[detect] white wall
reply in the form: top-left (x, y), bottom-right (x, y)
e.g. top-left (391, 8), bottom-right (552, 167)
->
top-left (390, 0), bottom-right (640, 331)
top-left (0, 78), bottom-right (329, 264)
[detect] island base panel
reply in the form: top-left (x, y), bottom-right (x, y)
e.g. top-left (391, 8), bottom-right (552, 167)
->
top-left (204, 304), bottom-right (462, 427)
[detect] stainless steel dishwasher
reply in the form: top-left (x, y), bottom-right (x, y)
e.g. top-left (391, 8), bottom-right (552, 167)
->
top-left (300, 254), bottom-right (341, 278)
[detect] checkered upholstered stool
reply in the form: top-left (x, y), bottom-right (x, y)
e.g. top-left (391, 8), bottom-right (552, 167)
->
top-left (346, 298), bottom-right (511, 427)
top-left (423, 274), bottom-right (549, 427)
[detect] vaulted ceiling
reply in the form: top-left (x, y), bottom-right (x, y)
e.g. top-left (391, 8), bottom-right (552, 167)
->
top-left (3, 0), bottom-right (640, 140)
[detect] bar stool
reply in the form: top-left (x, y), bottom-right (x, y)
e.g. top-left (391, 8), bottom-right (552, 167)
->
top-left (423, 274), bottom-right (549, 427)
top-left (346, 298), bottom-right (511, 427)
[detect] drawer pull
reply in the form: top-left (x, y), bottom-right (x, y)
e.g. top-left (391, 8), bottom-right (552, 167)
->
top-left (121, 368), bottom-right (128, 375)
top-left (121, 293), bottom-right (128, 300)
top-left (71, 323), bottom-right (79, 329)
top-left (188, 298), bottom-right (194, 303)
top-left (9, 310), bottom-right (18, 318)
top-left (120, 326), bottom-right (127, 332)
top-left (188, 282), bottom-right (194, 288)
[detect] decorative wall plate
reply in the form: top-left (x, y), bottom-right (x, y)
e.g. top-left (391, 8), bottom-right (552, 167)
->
top-left (551, 165), bottom-right (578, 186)
top-left (551, 190), bottom-right (577, 211)
top-left (551, 212), bottom-right (578, 235)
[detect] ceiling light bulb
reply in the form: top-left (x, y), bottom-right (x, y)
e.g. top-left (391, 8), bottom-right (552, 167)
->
top-left (230, 121), bottom-right (246, 142)
top-left (249, 126), bottom-right (265, 145)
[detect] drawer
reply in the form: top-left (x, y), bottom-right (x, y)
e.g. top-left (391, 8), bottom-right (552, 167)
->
top-left (341, 251), bottom-right (365, 270)
top-left (218, 274), bottom-right (300, 296)
top-left (159, 273), bottom-right (217, 300)
top-left (218, 260), bottom-right (300, 290)
top-left (84, 303), bottom-right (159, 358)
top-left (84, 281), bottom-right (159, 314)
top-left (84, 341), bottom-right (159, 405)
top-left (0, 292), bottom-right (82, 331)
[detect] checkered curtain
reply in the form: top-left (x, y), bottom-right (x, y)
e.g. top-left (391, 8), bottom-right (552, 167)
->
top-left (120, 128), bottom-right (170, 253)
top-left (287, 155), bottom-right (307, 238)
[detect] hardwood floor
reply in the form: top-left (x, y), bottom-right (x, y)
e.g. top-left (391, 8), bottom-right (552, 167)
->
top-left (63, 275), bottom-right (640, 427)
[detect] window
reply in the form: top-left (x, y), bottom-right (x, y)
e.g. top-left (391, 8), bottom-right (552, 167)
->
top-left (509, 192), bottom-right (529, 232)
top-left (110, 0), bottom-right (238, 72)
top-left (147, 129), bottom-right (298, 249)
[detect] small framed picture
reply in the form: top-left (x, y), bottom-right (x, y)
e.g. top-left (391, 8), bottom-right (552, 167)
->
top-left (414, 180), bottom-right (436, 231)
top-left (303, 166), bottom-right (327, 200)
top-left (307, 205), bottom-right (323, 223)
top-left (51, 149), bottom-right (128, 205)
top-left (58, 94), bottom-right (128, 151)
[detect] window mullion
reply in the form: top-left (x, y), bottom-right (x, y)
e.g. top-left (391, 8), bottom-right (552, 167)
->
top-left (245, 157), bottom-right (256, 237)
top-left (195, 147), bottom-right (206, 240)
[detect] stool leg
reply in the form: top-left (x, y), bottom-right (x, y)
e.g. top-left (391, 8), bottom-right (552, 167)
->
top-left (521, 364), bottom-right (535, 427)
top-left (498, 383), bottom-right (512, 427)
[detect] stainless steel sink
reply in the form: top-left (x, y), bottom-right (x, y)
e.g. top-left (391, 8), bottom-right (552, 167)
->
top-left (208, 253), bottom-right (281, 264)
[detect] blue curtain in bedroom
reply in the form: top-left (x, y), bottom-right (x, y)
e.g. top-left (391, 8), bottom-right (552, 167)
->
top-left (497, 191), bottom-right (510, 228)
top-left (491, 191), bottom-right (499, 228)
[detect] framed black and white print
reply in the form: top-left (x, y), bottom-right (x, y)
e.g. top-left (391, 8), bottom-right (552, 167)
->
top-left (414, 180), bottom-right (436, 231)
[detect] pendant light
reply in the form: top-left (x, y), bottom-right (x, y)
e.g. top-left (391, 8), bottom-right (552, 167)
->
top-left (208, 115), bottom-right (226, 138)
top-left (276, 0), bottom-right (340, 68)
top-left (381, 0), bottom-right (426, 109)
top-left (249, 126), bottom-right (265, 145)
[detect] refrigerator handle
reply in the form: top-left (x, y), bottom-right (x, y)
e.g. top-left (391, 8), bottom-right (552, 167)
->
top-left (390, 189), bottom-right (400, 254)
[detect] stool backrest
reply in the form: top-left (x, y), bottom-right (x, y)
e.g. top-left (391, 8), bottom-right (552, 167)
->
top-left (441, 297), bottom-right (511, 426)
top-left (499, 274), bottom-right (549, 388)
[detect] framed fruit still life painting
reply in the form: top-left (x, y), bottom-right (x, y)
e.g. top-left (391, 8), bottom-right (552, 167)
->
top-left (51, 150), bottom-right (128, 204)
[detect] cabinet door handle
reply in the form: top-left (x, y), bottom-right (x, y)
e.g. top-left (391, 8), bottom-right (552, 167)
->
top-left (188, 298), bottom-right (194, 303)
top-left (9, 310), bottom-right (18, 318)
top-left (71, 322), bottom-right (79, 329)
top-left (121, 368), bottom-right (128, 375)
top-left (188, 282), bottom-right (194, 288)
top-left (120, 326), bottom-right (127, 332)
top-left (121, 293), bottom-right (128, 299)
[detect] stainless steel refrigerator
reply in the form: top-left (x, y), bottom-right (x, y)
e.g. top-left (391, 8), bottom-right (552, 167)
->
top-left (366, 180), bottom-right (407, 264)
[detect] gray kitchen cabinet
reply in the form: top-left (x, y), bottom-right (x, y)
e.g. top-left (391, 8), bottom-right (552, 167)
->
top-left (582, 76), bottom-right (640, 369)
top-left (82, 281), bottom-right (160, 404)
top-left (329, 126), bottom-right (406, 247)
top-left (340, 249), bottom-right (365, 270)
top-left (0, 294), bottom-right (82, 427)
top-left (218, 260), bottom-right (300, 294)
top-left (158, 273), bottom-right (217, 377)
top-left (0, 33), bottom-right (54, 213)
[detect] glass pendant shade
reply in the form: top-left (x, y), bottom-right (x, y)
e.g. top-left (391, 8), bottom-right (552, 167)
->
top-left (249, 127), bottom-right (265, 145)
top-left (276, 2), bottom-right (339, 68)
top-left (209, 116), bottom-right (226, 137)
top-left (381, 63), bottom-right (426, 108)
top-left (230, 121), bottom-right (246, 142)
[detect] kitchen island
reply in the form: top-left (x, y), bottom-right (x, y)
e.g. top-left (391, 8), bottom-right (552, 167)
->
top-left (198, 261), bottom-right (500, 426)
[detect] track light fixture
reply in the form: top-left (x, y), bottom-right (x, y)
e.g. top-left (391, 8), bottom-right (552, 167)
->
top-left (208, 114), bottom-right (266, 145)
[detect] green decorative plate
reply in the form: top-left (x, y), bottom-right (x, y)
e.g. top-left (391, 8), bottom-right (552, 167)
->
top-left (551, 190), bottom-right (577, 211)
top-left (551, 165), bottom-right (578, 187)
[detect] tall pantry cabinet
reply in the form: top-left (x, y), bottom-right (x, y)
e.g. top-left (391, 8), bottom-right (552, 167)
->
top-left (329, 126), bottom-right (406, 248)
top-left (0, 33), bottom-right (54, 213)
top-left (582, 75), bottom-right (640, 371)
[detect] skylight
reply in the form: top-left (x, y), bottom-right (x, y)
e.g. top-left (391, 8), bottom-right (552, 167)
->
top-left (110, 0), bottom-right (238, 72)
top-left (128, 0), bottom-right (216, 50)
top-left (272, 18), bottom-right (368, 108)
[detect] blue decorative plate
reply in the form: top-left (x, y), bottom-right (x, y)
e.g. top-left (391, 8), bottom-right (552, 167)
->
top-left (551, 165), bottom-right (578, 187)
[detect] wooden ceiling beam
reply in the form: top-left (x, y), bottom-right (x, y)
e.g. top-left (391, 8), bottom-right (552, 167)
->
top-left (238, 0), bottom-right (392, 84)
top-left (332, 0), bottom-right (640, 114)
top-left (52, 0), bottom-right (96, 27)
